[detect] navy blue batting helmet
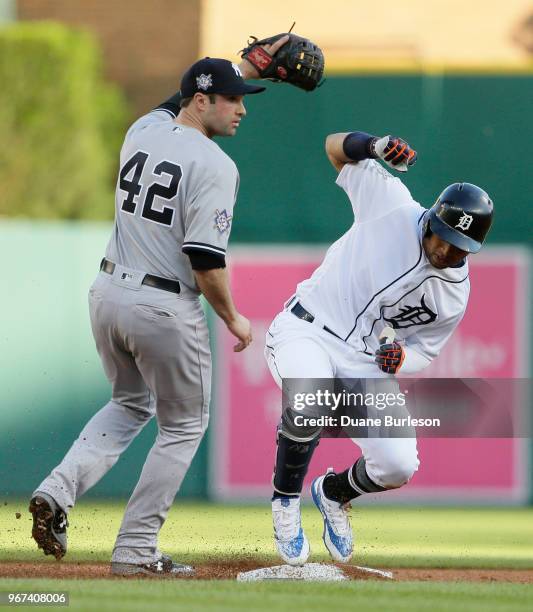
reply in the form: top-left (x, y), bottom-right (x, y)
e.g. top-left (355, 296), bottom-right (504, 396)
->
top-left (424, 183), bottom-right (493, 254)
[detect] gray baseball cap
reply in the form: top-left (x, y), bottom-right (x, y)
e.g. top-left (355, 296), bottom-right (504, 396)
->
top-left (180, 58), bottom-right (265, 97)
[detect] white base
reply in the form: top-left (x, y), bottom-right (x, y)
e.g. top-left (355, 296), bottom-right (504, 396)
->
top-left (236, 563), bottom-right (394, 582)
top-left (355, 566), bottom-right (394, 580)
top-left (237, 562), bottom-right (347, 582)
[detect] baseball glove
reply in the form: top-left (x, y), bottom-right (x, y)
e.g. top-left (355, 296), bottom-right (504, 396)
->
top-left (240, 33), bottom-right (324, 91)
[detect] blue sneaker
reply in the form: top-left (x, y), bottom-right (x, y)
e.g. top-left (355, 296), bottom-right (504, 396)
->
top-left (272, 496), bottom-right (310, 566)
top-left (311, 472), bottom-right (353, 563)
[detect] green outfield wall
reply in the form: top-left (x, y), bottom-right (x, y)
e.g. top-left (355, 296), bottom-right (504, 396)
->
top-left (218, 74), bottom-right (533, 246)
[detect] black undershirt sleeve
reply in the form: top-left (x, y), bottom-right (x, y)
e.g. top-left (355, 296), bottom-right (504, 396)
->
top-left (154, 91), bottom-right (182, 117)
top-left (188, 251), bottom-right (226, 271)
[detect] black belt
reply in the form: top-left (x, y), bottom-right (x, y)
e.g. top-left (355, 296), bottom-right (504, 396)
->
top-left (290, 302), bottom-right (342, 340)
top-left (100, 258), bottom-right (180, 294)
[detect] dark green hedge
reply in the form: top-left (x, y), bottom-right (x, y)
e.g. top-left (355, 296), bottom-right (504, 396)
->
top-left (0, 22), bottom-right (129, 219)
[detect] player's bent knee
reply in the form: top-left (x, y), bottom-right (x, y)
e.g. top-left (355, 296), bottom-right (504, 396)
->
top-left (124, 405), bottom-right (153, 421)
top-left (159, 420), bottom-right (208, 441)
top-left (111, 398), bottom-right (153, 420)
top-left (373, 454), bottom-right (420, 489)
top-left (199, 413), bottom-right (210, 435)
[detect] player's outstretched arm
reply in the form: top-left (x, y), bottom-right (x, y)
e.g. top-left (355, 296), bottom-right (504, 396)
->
top-left (147, 37), bottom-right (290, 119)
top-left (146, 35), bottom-right (290, 120)
top-left (193, 268), bottom-right (252, 352)
top-left (326, 132), bottom-right (417, 173)
top-left (151, 31), bottom-right (317, 119)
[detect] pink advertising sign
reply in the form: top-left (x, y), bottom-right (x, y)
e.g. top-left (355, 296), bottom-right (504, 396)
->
top-left (211, 247), bottom-right (530, 502)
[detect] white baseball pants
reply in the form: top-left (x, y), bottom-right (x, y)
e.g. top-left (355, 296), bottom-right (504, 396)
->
top-left (265, 310), bottom-right (419, 489)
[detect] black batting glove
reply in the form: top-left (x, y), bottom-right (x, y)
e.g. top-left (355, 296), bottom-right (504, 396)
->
top-left (375, 341), bottom-right (405, 375)
top-left (371, 135), bottom-right (417, 172)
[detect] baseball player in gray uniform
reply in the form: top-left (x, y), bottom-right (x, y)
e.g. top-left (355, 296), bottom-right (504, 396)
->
top-left (28, 37), bottom-right (289, 576)
top-left (266, 130), bottom-right (494, 566)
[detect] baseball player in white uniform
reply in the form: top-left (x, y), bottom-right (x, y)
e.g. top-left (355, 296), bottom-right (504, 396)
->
top-left (28, 38), bottom-right (289, 577)
top-left (266, 130), bottom-right (494, 565)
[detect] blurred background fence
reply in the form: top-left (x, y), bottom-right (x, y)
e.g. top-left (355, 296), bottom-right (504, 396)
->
top-left (0, 0), bottom-right (531, 503)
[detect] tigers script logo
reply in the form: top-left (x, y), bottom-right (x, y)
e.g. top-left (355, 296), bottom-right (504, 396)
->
top-left (384, 294), bottom-right (437, 329)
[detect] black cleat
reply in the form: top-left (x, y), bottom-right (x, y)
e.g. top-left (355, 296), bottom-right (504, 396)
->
top-left (111, 554), bottom-right (194, 577)
top-left (29, 495), bottom-right (68, 560)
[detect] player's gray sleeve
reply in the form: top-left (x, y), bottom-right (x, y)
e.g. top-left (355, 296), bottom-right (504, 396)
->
top-left (124, 110), bottom-right (174, 142)
top-left (182, 168), bottom-right (239, 258)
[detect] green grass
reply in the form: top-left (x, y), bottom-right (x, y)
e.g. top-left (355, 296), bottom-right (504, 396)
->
top-left (2, 502), bottom-right (533, 611)
top-left (1, 501), bottom-right (533, 569)
top-left (0, 579), bottom-right (532, 612)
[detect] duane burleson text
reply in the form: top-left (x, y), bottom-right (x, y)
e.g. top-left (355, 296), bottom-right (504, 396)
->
top-left (293, 415), bottom-right (441, 428)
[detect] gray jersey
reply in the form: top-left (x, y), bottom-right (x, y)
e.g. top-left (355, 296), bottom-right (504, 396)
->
top-left (105, 109), bottom-right (239, 292)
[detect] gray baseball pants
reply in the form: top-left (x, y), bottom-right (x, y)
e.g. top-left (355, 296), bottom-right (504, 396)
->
top-left (34, 266), bottom-right (211, 563)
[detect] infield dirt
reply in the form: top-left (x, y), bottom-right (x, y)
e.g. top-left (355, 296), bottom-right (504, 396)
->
top-left (1, 561), bottom-right (533, 583)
